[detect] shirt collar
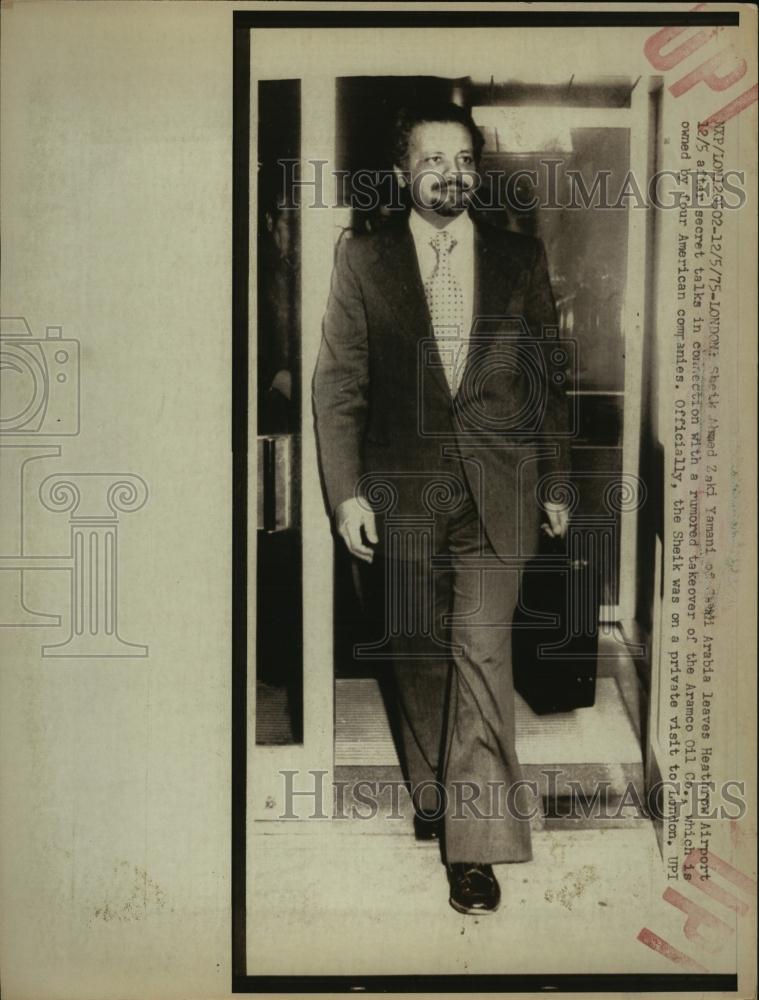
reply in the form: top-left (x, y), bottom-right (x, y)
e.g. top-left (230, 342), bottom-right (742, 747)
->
top-left (408, 208), bottom-right (474, 251)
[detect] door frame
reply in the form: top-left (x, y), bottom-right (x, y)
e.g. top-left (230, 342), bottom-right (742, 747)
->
top-left (242, 84), bottom-right (658, 820)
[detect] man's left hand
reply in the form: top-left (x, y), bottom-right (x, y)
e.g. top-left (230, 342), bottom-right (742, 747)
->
top-left (542, 503), bottom-right (570, 539)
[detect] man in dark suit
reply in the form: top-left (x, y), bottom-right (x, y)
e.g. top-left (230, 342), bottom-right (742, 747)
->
top-left (313, 102), bottom-right (572, 914)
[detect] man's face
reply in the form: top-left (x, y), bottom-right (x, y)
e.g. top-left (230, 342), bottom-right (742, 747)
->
top-left (400, 120), bottom-right (479, 217)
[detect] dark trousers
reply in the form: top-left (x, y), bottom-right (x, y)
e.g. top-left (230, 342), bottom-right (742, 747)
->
top-left (374, 486), bottom-right (534, 865)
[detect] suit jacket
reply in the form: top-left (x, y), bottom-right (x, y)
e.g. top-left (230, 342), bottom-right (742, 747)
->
top-left (312, 212), bottom-right (572, 559)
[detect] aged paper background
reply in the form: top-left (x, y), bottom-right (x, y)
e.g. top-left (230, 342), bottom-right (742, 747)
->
top-left (0, 2), bottom-right (756, 999)
top-left (1, 4), bottom-right (233, 998)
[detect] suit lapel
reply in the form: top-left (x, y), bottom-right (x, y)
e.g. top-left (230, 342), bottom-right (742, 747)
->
top-left (370, 222), bottom-right (431, 340)
top-left (370, 222), bottom-right (453, 401)
top-left (368, 215), bottom-right (525, 402)
top-left (473, 218), bottom-right (521, 319)
top-left (370, 215), bottom-right (522, 329)
top-left (452, 219), bottom-right (523, 394)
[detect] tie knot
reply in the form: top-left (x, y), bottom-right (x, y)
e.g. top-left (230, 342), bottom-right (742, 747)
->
top-left (430, 229), bottom-right (456, 256)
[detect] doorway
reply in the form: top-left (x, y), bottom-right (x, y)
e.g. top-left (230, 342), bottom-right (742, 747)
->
top-left (248, 73), bottom-right (660, 828)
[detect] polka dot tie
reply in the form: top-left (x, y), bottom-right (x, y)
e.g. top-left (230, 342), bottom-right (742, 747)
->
top-left (423, 229), bottom-right (467, 395)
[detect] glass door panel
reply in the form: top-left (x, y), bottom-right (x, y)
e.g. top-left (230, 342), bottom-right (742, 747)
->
top-left (255, 79), bottom-right (303, 745)
top-left (477, 123), bottom-right (631, 608)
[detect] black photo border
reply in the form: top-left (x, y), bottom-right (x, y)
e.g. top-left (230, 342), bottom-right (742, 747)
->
top-left (232, 5), bottom-right (741, 994)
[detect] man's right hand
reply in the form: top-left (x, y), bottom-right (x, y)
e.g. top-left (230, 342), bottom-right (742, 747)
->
top-left (335, 497), bottom-right (378, 563)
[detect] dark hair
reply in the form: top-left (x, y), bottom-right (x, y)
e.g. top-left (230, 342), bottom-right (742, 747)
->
top-left (389, 102), bottom-right (485, 167)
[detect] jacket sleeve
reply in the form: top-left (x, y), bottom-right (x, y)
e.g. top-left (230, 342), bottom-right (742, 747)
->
top-left (523, 239), bottom-right (573, 504)
top-left (312, 236), bottom-right (370, 515)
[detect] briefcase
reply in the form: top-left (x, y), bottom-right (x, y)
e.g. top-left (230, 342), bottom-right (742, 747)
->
top-left (512, 532), bottom-right (600, 714)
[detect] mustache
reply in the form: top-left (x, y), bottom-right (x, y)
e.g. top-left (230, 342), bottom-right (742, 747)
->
top-left (429, 177), bottom-right (478, 197)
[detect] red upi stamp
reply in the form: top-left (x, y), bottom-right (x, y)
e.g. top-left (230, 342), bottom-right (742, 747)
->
top-left (643, 3), bottom-right (758, 132)
top-left (637, 830), bottom-right (756, 973)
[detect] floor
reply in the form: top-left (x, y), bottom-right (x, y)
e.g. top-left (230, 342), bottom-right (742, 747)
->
top-left (246, 628), bottom-right (733, 978)
top-left (245, 820), bottom-right (734, 977)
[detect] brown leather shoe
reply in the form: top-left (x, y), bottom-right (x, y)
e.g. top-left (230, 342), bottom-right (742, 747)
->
top-left (447, 863), bottom-right (501, 914)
